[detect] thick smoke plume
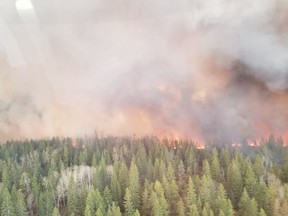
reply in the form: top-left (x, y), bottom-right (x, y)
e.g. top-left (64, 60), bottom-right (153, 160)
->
top-left (0, 0), bottom-right (288, 143)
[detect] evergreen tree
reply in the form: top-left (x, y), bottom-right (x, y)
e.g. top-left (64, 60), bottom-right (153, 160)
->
top-left (202, 160), bottom-right (212, 177)
top-left (136, 146), bottom-right (147, 183)
top-left (2, 166), bottom-right (12, 190)
top-left (111, 170), bottom-right (121, 204)
top-left (103, 186), bottom-right (113, 210)
top-left (282, 156), bottom-right (288, 183)
top-left (211, 148), bottom-right (222, 182)
top-left (128, 159), bottom-right (140, 210)
top-left (31, 174), bottom-right (41, 208)
top-left (79, 148), bottom-right (88, 165)
top-left (202, 203), bottom-right (212, 216)
top-left (150, 191), bottom-right (162, 216)
top-left (141, 188), bottom-right (151, 216)
top-left (84, 189), bottom-right (96, 216)
top-left (254, 181), bottom-right (267, 210)
top-left (264, 186), bottom-right (276, 216)
top-left (152, 181), bottom-right (169, 216)
top-left (166, 162), bottom-right (176, 182)
top-left (95, 188), bottom-right (105, 214)
top-left (219, 210), bottom-right (225, 216)
top-left (253, 155), bottom-right (265, 180)
top-left (247, 198), bottom-right (258, 216)
top-left (227, 161), bottom-right (243, 207)
top-left (177, 198), bottom-right (185, 216)
top-left (244, 165), bottom-right (257, 198)
top-left (108, 202), bottom-right (122, 216)
top-left (96, 207), bottom-right (105, 216)
top-left (124, 188), bottom-right (135, 216)
top-left (238, 189), bottom-right (258, 216)
top-left (119, 162), bottom-right (129, 206)
top-left (220, 148), bottom-right (231, 172)
top-left (199, 174), bottom-right (214, 205)
top-left (97, 157), bottom-right (108, 193)
top-left (185, 149), bottom-right (196, 175)
top-left (52, 207), bottom-right (61, 216)
top-left (67, 177), bottom-right (78, 215)
top-left (165, 179), bottom-right (179, 215)
top-left (258, 208), bottom-right (267, 216)
top-left (238, 189), bottom-right (250, 214)
top-left (177, 160), bottom-right (185, 185)
top-left (1, 187), bottom-right (16, 216)
top-left (186, 177), bottom-right (199, 216)
top-left (39, 190), bottom-right (54, 216)
top-left (16, 191), bottom-right (29, 216)
top-left (11, 186), bottom-right (18, 212)
top-left (133, 209), bottom-right (140, 216)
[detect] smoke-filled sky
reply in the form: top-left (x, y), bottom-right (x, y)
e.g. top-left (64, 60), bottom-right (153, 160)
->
top-left (0, 0), bottom-right (288, 143)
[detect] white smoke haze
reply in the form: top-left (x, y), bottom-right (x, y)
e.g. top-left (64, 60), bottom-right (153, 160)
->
top-left (0, 0), bottom-right (288, 143)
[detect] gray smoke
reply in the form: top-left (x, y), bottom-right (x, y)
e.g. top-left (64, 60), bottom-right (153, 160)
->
top-left (0, 0), bottom-right (288, 142)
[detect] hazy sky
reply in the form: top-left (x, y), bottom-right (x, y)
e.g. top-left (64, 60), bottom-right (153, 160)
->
top-left (0, 0), bottom-right (288, 143)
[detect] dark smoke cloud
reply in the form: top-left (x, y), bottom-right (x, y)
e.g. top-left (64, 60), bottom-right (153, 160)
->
top-left (0, 0), bottom-right (288, 142)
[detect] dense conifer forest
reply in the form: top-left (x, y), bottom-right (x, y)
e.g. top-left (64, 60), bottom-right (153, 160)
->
top-left (0, 135), bottom-right (288, 216)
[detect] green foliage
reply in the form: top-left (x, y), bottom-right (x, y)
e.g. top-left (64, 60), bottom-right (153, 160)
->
top-left (258, 208), bottom-right (267, 216)
top-left (108, 202), bottom-right (122, 216)
top-left (52, 207), bottom-right (61, 216)
top-left (176, 198), bottom-right (185, 216)
top-left (151, 181), bottom-right (169, 216)
top-left (244, 165), bottom-right (257, 198)
top-left (39, 190), bottom-right (54, 216)
top-left (211, 148), bottom-right (222, 182)
top-left (238, 189), bottom-right (258, 216)
top-left (67, 177), bottom-right (79, 216)
top-left (1, 187), bottom-right (16, 216)
top-left (128, 159), bottom-right (140, 210)
top-left (141, 188), bottom-right (151, 216)
top-left (103, 186), bottom-right (112, 210)
top-left (186, 177), bottom-right (199, 216)
top-left (0, 136), bottom-right (286, 215)
top-left (84, 189), bottom-right (96, 216)
top-left (15, 191), bottom-right (29, 216)
top-left (282, 155), bottom-right (288, 182)
top-left (124, 188), bottom-right (135, 216)
top-left (227, 160), bottom-right (243, 207)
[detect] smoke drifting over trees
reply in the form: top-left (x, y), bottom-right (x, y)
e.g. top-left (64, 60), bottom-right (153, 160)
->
top-left (0, 0), bottom-right (288, 142)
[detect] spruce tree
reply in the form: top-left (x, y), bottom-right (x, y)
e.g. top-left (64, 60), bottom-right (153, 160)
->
top-left (244, 165), bottom-right (257, 198)
top-left (153, 181), bottom-right (169, 216)
top-left (258, 208), bottom-right (267, 216)
top-left (177, 198), bottom-right (185, 216)
top-left (186, 177), bottom-right (199, 216)
top-left (103, 186), bottom-right (112, 210)
top-left (227, 161), bottom-right (243, 207)
top-left (238, 189), bottom-right (258, 216)
top-left (128, 160), bottom-right (140, 210)
top-left (141, 188), bottom-right (151, 216)
top-left (211, 148), bottom-right (221, 182)
top-left (52, 207), bottom-right (61, 216)
top-left (16, 191), bottom-right (29, 216)
top-left (1, 187), bottom-right (15, 216)
top-left (67, 177), bottom-right (78, 215)
top-left (84, 189), bottom-right (95, 216)
top-left (124, 188), bottom-right (135, 216)
top-left (108, 202), bottom-right (122, 216)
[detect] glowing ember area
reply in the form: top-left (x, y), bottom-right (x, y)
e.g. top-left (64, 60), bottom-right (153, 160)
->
top-left (247, 139), bottom-right (259, 147)
top-left (196, 144), bottom-right (205, 150)
top-left (71, 139), bottom-right (77, 148)
top-left (231, 143), bottom-right (242, 148)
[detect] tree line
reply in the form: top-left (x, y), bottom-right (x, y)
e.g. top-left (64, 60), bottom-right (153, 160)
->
top-left (0, 135), bottom-right (287, 215)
